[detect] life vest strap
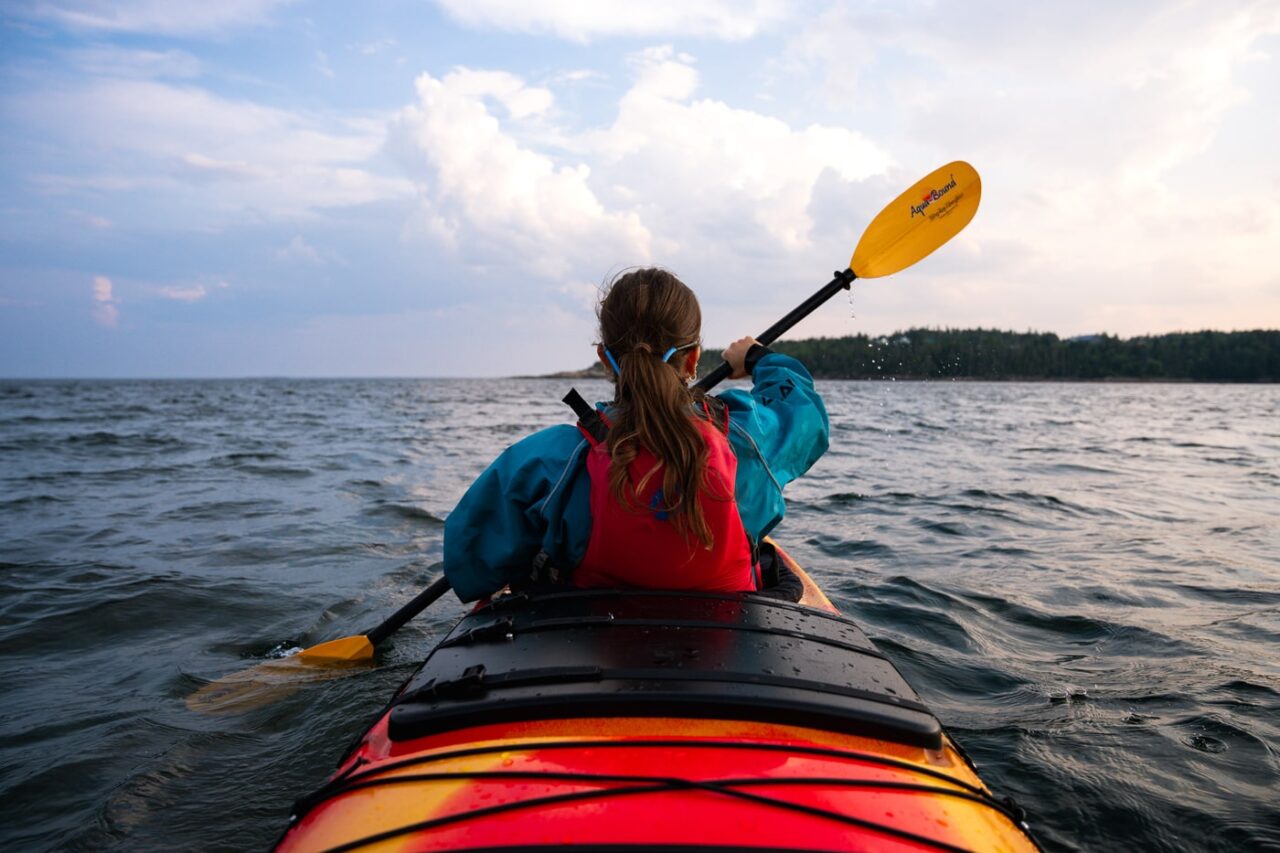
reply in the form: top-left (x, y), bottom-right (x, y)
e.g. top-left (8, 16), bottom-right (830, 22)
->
top-left (563, 388), bottom-right (608, 445)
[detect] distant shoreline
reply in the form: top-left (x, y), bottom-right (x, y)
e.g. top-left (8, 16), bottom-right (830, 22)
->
top-left (526, 327), bottom-right (1279, 383)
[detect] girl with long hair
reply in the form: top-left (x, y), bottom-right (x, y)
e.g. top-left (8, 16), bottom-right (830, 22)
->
top-left (443, 268), bottom-right (828, 601)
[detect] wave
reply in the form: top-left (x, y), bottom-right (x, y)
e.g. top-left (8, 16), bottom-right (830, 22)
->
top-left (957, 591), bottom-right (1200, 658)
top-left (231, 464), bottom-right (313, 478)
top-left (64, 431), bottom-right (190, 451)
top-left (805, 534), bottom-right (893, 558)
top-left (158, 500), bottom-right (284, 522)
top-left (1, 494), bottom-right (67, 508)
top-left (364, 503), bottom-right (446, 525)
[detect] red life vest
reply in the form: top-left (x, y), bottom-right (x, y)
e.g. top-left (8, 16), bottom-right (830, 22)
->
top-left (571, 403), bottom-right (758, 592)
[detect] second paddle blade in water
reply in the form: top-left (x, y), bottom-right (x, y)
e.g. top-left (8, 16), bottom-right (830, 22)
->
top-left (185, 653), bottom-right (372, 715)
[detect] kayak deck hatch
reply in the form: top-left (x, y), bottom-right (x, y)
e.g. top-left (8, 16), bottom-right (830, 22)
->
top-left (387, 589), bottom-right (943, 750)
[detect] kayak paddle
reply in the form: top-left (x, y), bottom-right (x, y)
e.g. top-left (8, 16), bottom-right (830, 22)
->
top-left (186, 160), bottom-right (980, 715)
top-left (696, 160), bottom-right (981, 390)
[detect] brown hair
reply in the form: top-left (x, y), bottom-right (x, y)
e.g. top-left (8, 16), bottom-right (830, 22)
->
top-left (597, 268), bottom-right (717, 548)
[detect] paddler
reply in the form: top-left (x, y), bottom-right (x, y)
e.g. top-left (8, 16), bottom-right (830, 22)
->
top-left (443, 267), bottom-right (829, 601)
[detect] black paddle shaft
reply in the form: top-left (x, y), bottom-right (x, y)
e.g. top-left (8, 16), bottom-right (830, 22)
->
top-left (365, 575), bottom-right (452, 647)
top-left (693, 268), bottom-right (857, 393)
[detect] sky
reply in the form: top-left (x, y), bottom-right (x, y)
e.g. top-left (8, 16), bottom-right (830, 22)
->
top-left (1, 0), bottom-right (1278, 378)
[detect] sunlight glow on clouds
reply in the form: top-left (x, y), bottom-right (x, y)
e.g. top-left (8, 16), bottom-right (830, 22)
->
top-left (779, 0), bottom-right (1280, 337)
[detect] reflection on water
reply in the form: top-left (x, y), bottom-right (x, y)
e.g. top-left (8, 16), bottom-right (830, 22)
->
top-left (1, 378), bottom-right (1277, 851)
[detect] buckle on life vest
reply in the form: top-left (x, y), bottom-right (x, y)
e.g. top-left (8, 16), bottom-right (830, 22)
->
top-left (563, 388), bottom-right (609, 445)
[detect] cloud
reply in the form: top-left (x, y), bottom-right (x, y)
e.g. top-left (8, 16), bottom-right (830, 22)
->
top-left (31, 0), bottom-right (294, 36)
top-left (92, 275), bottom-right (119, 326)
top-left (69, 209), bottom-right (112, 229)
top-left (65, 45), bottom-right (202, 79)
top-left (10, 78), bottom-right (414, 220)
top-left (785, 2), bottom-right (1278, 188)
top-left (552, 69), bottom-right (607, 85)
top-left (778, 0), bottom-right (1280, 337)
top-left (591, 47), bottom-right (891, 255)
top-left (92, 300), bottom-right (119, 324)
top-left (92, 276), bottom-right (113, 302)
top-left (348, 38), bottom-right (397, 56)
top-left (275, 235), bottom-right (325, 264)
top-left (180, 153), bottom-right (275, 181)
top-left (388, 67), bottom-right (652, 278)
top-left (557, 280), bottom-right (603, 311)
top-left (433, 0), bottom-right (790, 42)
top-left (445, 69), bottom-right (555, 119)
top-left (387, 50), bottom-right (891, 290)
top-left (315, 49), bottom-right (335, 80)
top-left (157, 284), bottom-right (207, 301)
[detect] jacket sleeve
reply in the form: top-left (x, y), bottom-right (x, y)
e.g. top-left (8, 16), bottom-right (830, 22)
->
top-left (716, 352), bottom-right (829, 539)
top-left (443, 425), bottom-right (585, 602)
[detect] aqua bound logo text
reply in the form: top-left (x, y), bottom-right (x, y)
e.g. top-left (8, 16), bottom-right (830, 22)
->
top-left (910, 174), bottom-right (958, 218)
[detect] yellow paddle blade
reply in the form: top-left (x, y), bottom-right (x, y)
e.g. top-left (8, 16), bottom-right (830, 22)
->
top-left (850, 161), bottom-right (981, 279)
top-left (297, 634), bottom-right (375, 662)
top-left (185, 634), bottom-right (375, 715)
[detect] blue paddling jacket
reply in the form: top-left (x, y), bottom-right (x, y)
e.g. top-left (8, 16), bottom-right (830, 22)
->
top-left (443, 352), bottom-right (829, 602)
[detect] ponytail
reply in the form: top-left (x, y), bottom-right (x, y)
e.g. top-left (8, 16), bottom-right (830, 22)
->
top-left (597, 269), bottom-right (717, 549)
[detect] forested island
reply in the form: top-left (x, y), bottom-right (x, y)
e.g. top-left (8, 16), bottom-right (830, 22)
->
top-left (547, 330), bottom-right (1279, 381)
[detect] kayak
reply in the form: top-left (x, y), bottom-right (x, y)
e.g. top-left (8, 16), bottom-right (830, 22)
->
top-left (275, 544), bottom-right (1038, 852)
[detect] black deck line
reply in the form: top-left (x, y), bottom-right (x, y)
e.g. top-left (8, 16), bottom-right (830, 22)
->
top-left (439, 614), bottom-right (889, 663)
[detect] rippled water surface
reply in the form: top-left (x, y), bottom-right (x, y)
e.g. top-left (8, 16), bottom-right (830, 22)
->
top-left (2, 378), bottom-right (1277, 851)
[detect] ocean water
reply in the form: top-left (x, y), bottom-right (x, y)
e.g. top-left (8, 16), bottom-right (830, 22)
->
top-left (1, 378), bottom-right (1277, 851)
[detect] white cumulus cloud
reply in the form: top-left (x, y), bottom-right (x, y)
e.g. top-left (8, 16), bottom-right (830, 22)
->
top-left (388, 67), bottom-right (652, 279)
top-left (591, 47), bottom-right (891, 254)
top-left (387, 50), bottom-right (891, 290)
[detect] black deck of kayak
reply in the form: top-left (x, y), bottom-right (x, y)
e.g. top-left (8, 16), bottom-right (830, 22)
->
top-left (387, 590), bottom-right (943, 750)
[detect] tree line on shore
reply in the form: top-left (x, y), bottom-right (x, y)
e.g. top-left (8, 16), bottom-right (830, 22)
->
top-left (698, 329), bottom-right (1280, 381)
